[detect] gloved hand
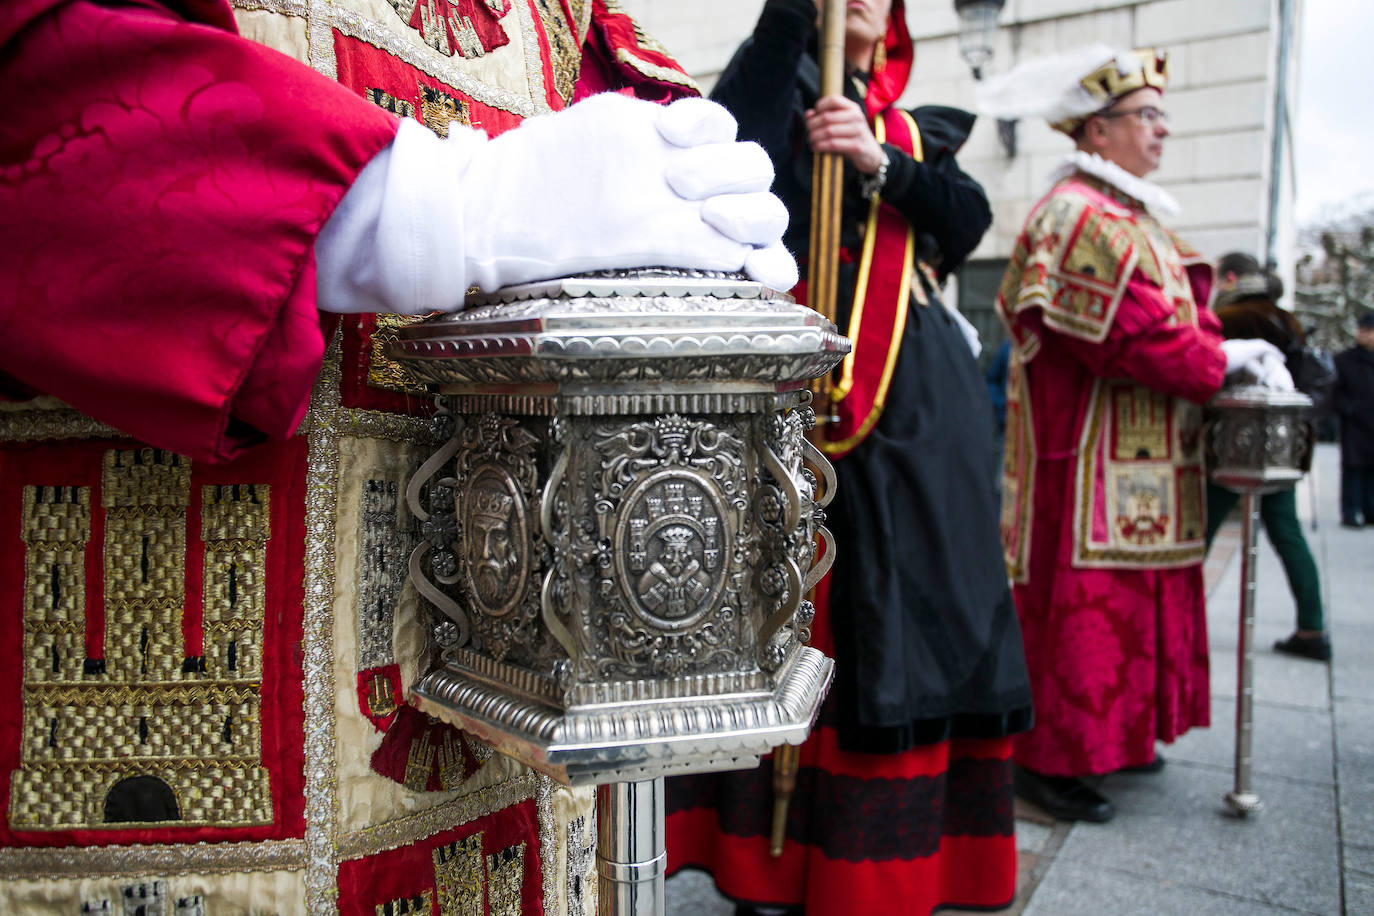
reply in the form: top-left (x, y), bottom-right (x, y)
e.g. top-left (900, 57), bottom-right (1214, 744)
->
top-left (459, 94), bottom-right (796, 293)
top-left (1220, 338), bottom-right (1295, 390)
top-left (316, 96), bottom-right (797, 315)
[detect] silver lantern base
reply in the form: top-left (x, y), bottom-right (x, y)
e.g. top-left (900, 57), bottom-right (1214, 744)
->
top-left (1207, 383), bottom-right (1313, 816)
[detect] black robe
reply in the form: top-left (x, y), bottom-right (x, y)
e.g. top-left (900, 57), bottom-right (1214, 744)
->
top-left (711, 0), bottom-right (1031, 753)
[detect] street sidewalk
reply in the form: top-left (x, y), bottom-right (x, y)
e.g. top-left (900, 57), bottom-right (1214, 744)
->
top-left (666, 442), bottom-right (1371, 915)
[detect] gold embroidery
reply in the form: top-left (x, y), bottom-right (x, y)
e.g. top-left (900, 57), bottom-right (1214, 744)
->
top-left (377, 890), bottom-right (434, 916)
top-left (1001, 190), bottom-right (1141, 345)
top-left (1110, 466), bottom-right (1173, 545)
top-left (533, 0), bottom-right (579, 105)
top-left (22, 486), bottom-right (91, 685)
top-left (1113, 387), bottom-right (1169, 459)
top-left (11, 452), bottom-right (273, 831)
top-left (1177, 465), bottom-right (1204, 542)
top-left (999, 354), bottom-right (1036, 584)
top-left (1073, 382), bottom-right (1206, 568)
top-left (420, 85), bottom-right (472, 138)
top-left (486, 842), bottom-right (526, 916)
top-left (433, 834), bottom-right (484, 916)
top-left (203, 485), bottom-right (271, 680)
top-left (369, 314), bottom-right (432, 395)
top-left (367, 87), bottom-right (418, 119)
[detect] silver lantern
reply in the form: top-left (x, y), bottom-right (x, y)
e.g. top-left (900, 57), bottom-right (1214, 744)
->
top-left (1205, 382), bottom-right (1314, 817)
top-left (388, 269), bottom-right (846, 915)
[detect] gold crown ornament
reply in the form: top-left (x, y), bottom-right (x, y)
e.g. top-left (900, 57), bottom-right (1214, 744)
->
top-left (1051, 48), bottom-right (1169, 136)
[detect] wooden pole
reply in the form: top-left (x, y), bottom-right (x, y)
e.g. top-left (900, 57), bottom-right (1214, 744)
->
top-left (770, 0), bottom-right (848, 859)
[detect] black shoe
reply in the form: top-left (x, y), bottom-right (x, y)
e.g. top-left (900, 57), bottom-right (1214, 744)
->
top-left (1274, 632), bottom-right (1332, 661)
top-left (1341, 518), bottom-right (1363, 529)
top-left (1118, 753), bottom-right (1166, 774)
top-left (1014, 766), bottom-right (1116, 823)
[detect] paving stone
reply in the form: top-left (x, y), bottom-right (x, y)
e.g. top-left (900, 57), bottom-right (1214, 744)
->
top-left (1016, 820), bottom-right (1054, 854)
top-left (1023, 858), bottom-right (1314, 916)
top-left (1205, 644), bottom-right (1332, 711)
top-left (1052, 767), bottom-right (1339, 913)
top-left (1166, 697), bottom-right (1332, 785)
top-left (1331, 623), bottom-right (1374, 702)
top-left (1346, 870), bottom-right (1374, 916)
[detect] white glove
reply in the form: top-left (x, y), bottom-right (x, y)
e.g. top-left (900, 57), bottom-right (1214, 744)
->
top-left (1220, 338), bottom-right (1295, 390)
top-left (460, 94), bottom-right (795, 292)
top-left (316, 96), bottom-right (796, 315)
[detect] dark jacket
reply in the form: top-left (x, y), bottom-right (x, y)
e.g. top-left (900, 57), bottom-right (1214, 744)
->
top-left (1334, 345), bottom-right (1374, 466)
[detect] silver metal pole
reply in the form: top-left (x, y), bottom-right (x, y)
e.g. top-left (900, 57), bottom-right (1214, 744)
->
top-left (1226, 491), bottom-right (1263, 815)
top-left (596, 778), bottom-right (666, 916)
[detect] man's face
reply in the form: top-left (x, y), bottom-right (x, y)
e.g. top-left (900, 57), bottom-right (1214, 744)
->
top-left (1357, 325), bottom-right (1374, 350)
top-left (1083, 87), bottom-right (1169, 178)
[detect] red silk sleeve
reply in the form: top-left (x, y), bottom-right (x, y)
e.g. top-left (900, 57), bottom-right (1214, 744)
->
top-left (0, 0), bottom-right (398, 462)
top-left (1049, 274), bottom-right (1228, 405)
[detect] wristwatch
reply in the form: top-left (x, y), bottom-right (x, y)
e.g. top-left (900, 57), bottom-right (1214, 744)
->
top-left (859, 147), bottom-right (890, 200)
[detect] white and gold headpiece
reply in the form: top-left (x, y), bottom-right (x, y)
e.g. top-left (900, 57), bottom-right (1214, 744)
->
top-left (975, 44), bottom-right (1170, 137)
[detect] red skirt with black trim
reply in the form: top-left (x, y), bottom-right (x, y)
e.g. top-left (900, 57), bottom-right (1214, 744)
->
top-left (665, 721), bottom-right (1018, 916)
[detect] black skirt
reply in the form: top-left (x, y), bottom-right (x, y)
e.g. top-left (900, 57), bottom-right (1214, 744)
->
top-left (825, 284), bottom-right (1033, 753)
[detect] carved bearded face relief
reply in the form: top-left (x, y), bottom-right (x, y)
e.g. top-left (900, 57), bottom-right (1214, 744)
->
top-left (464, 468), bottom-right (526, 612)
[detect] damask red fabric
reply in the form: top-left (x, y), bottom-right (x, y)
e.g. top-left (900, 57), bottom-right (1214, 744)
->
top-left (0, 436), bottom-right (309, 847)
top-left (0, 0), bottom-right (397, 463)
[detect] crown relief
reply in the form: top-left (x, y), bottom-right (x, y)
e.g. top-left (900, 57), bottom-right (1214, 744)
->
top-left (1079, 49), bottom-right (1169, 103)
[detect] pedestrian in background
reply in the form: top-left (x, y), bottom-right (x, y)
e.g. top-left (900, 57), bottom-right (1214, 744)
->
top-left (1335, 312), bottom-right (1374, 527)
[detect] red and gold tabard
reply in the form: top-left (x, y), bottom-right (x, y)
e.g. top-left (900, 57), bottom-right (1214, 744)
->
top-left (998, 175), bottom-right (1221, 583)
top-left (995, 172), bottom-right (1227, 776)
top-left (0, 0), bottom-right (694, 912)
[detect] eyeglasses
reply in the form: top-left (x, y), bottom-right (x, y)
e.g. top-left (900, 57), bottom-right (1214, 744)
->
top-left (1096, 105), bottom-right (1170, 127)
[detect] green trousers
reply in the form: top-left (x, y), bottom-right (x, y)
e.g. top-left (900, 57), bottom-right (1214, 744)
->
top-left (1205, 484), bottom-right (1325, 632)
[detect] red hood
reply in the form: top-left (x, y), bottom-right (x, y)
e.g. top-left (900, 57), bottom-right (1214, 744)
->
top-left (865, 0), bottom-right (912, 118)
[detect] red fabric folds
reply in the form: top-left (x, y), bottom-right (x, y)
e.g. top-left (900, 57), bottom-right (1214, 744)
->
top-left (0, 0), bottom-right (397, 463)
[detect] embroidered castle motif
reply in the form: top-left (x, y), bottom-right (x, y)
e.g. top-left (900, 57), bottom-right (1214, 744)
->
top-left (10, 450), bottom-right (272, 830)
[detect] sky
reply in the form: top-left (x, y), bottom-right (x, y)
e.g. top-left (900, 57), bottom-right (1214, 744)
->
top-left (1294, 0), bottom-right (1374, 224)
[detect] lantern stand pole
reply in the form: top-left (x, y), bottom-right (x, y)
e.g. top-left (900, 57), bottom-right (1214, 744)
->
top-left (596, 778), bottom-right (666, 916)
top-left (1225, 490), bottom-right (1263, 816)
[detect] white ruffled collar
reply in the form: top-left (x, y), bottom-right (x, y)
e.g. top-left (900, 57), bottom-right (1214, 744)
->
top-left (1048, 150), bottom-right (1180, 218)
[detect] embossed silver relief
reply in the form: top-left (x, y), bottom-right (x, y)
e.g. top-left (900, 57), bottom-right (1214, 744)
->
top-left (581, 415), bottom-right (751, 679)
top-left (407, 403), bottom-right (566, 672)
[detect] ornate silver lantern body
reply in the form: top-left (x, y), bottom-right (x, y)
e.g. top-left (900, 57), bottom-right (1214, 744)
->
top-left (1204, 381), bottom-right (1314, 818)
top-left (1206, 384), bottom-right (1315, 494)
top-left (389, 271), bottom-right (846, 788)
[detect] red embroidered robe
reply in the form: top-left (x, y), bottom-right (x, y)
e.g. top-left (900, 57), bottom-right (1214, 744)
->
top-left (997, 174), bottom-right (1228, 776)
top-left (0, 0), bottom-right (693, 911)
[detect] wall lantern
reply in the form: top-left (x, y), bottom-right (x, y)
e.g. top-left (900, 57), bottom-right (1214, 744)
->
top-left (953, 0), bottom-right (1017, 157)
